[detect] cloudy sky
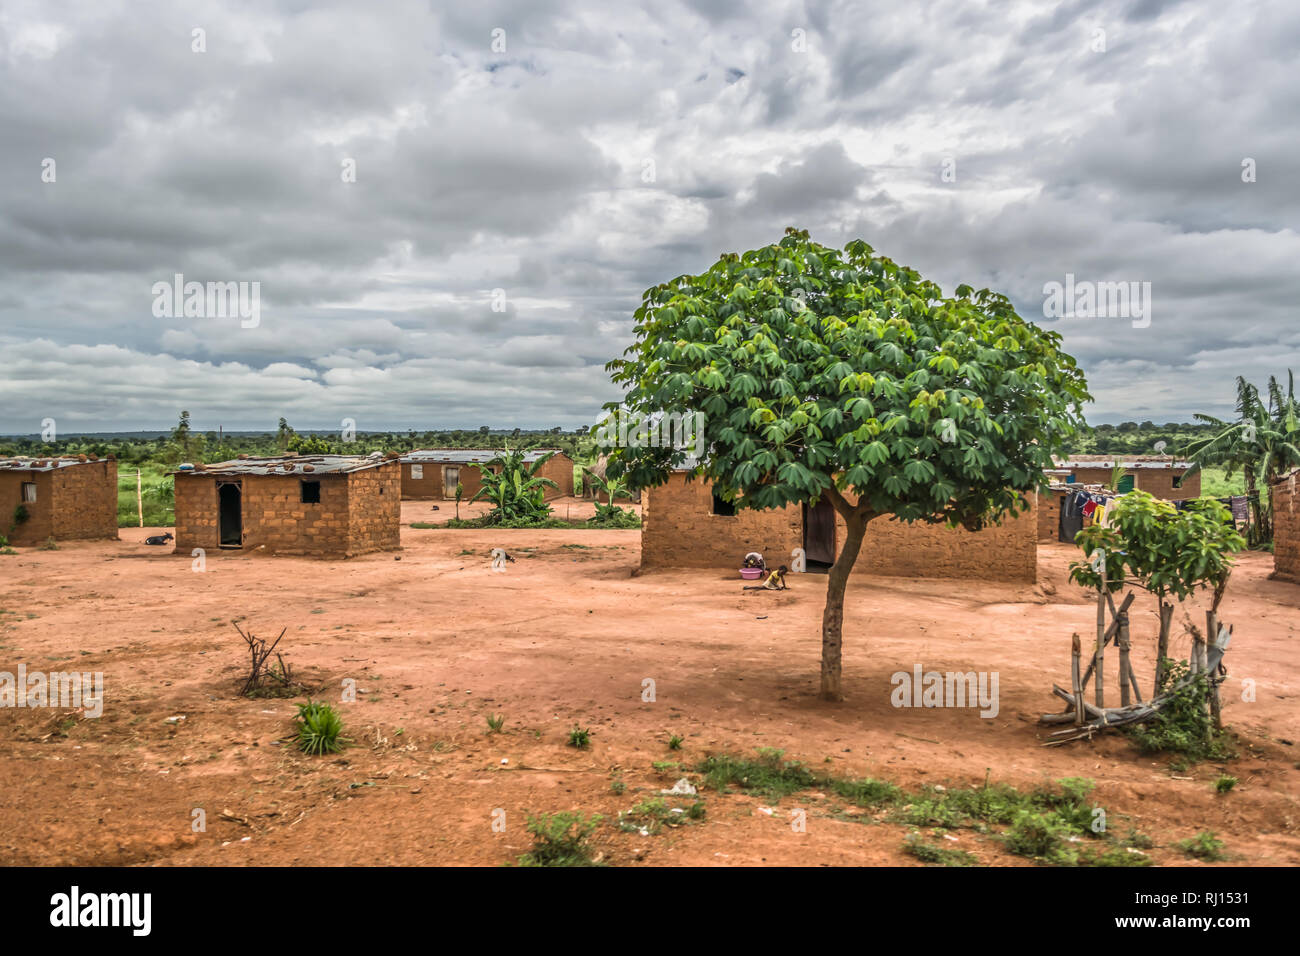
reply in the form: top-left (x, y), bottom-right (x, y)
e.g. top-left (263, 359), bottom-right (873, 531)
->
top-left (2, 0), bottom-right (1297, 434)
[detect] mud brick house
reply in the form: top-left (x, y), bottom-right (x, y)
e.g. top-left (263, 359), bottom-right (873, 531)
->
top-left (398, 448), bottom-right (573, 501)
top-left (1038, 457), bottom-right (1202, 543)
top-left (0, 456), bottom-right (119, 546)
top-left (1052, 456), bottom-right (1200, 499)
top-left (1273, 470), bottom-right (1299, 584)
top-left (171, 454), bottom-right (399, 558)
top-left (640, 468), bottom-right (1038, 582)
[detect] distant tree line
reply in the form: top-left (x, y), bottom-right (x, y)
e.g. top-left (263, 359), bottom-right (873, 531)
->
top-left (0, 414), bottom-right (601, 467)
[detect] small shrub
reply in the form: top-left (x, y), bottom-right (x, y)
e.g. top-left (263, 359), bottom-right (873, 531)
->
top-left (902, 833), bottom-right (976, 866)
top-left (1082, 844), bottom-right (1152, 867)
top-left (1177, 830), bottom-right (1226, 861)
top-left (295, 699), bottom-right (344, 755)
top-left (1124, 828), bottom-right (1154, 849)
top-left (1127, 660), bottom-right (1236, 764)
top-left (585, 509), bottom-right (640, 529)
top-left (1003, 810), bottom-right (1080, 865)
top-left (486, 713), bottom-right (505, 734)
top-left (38, 536), bottom-right (58, 551)
top-left (829, 777), bottom-right (903, 808)
top-left (667, 734), bottom-right (684, 751)
top-left (516, 812), bottom-right (603, 867)
top-left (609, 775), bottom-right (626, 795)
top-left (696, 749), bottom-right (817, 800)
top-left (1214, 775), bottom-right (1237, 793)
top-left (567, 725), bottom-right (591, 748)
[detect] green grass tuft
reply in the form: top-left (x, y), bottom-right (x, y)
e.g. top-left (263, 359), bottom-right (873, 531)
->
top-left (516, 812), bottom-right (604, 867)
top-left (294, 699), bottom-right (344, 755)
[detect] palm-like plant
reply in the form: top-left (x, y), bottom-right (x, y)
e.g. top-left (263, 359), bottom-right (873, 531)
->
top-left (470, 447), bottom-right (559, 525)
top-left (1188, 373), bottom-right (1300, 543)
top-left (584, 469), bottom-right (634, 521)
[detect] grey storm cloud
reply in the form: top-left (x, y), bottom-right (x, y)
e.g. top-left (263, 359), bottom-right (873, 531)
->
top-left (1, 0), bottom-right (1298, 432)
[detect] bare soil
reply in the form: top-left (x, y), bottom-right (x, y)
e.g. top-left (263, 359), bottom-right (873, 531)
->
top-left (1, 498), bottom-right (1296, 866)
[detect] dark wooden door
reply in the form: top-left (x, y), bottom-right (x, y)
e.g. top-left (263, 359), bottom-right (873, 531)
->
top-left (803, 499), bottom-right (836, 565)
top-left (218, 482), bottom-right (242, 548)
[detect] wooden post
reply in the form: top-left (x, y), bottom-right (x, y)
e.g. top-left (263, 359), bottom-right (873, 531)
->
top-left (1117, 609), bottom-right (1132, 707)
top-left (136, 469), bottom-right (144, 528)
top-left (1071, 633), bottom-right (1084, 724)
top-left (1095, 561), bottom-right (1107, 709)
top-left (1204, 610), bottom-right (1218, 720)
top-left (1209, 621), bottom-right (1228, 730)
top-left (1190, 622), bottom-right (1204, 677)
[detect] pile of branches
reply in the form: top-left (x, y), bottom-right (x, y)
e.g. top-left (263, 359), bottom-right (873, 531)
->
top-left (1041, 623), bottom-right (1231, 745)
top-left (234, 623), bottom-right (295, 697)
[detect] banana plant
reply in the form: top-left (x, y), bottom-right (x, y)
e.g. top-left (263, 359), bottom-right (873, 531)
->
top-left (1188, 373), bottom-right (1300, 543)
top-left (584, 469), bottom-right (634, 521)
top-left (470, 447), bottom-right (558, 525)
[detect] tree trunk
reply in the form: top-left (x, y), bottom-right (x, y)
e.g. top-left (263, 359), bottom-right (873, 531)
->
top-left (1153, 599), bottom-right (1174, 695)
top-left (1244, 470), bottom-right (1266, 544)
top-left (819, 510), bottom-right (871, 701)
top-left (1262, 468), bottom-right (1276, 544)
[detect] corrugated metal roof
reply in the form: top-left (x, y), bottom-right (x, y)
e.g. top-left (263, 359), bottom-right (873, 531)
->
top-left (1055, 458), bottom-right (1192, 470)
top-left (0, 456), bottom-right (108, 472)
top-left (171, 454), bottom-right (393, 477)
top-left (399, 448), bottom-right (565, 465)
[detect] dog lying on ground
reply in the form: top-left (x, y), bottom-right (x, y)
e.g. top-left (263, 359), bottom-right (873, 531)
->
top-left (144, 532), bottom-right (174, 546)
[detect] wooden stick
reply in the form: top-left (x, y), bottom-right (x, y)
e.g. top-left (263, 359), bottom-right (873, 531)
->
top-left (1052, 685), bottom-right (1108, 720)
top-left (1206, 611), bottom-right (1220, 725)
top-left (1095, 563), bottom-right (1106, 709)
top-left (1071, 633), bottom-right (1084, 724)
top-left (136, 468), bottom-right (144, 528)
top-left (1118, 609), bottom-right (1132, 708)
top-left (1080, 592), bottom-right (1135, 691)
top-left (1127, 660), bottom-right (1143, 704)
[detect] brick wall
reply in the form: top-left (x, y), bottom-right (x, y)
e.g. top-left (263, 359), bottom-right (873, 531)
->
top-left (401, 462), bottom-right (485, 500)
top-left (347, 463), bottom-right (401, 553)
top-left (0, 462), bottom-right (117, 546)
top-left (175, 463), bottom-right (399, 557)
top-left (1137, 468), bottom-right (1198, 499)
top-left (52, 460), bottom-right (119, 540)
top-left (1038, 489), bottom-right (1063, 542)
top-left (642, 473), bottom-right (1037, 582)
top-left (532, 453), bottom-right (574, 499)
top-left (1067, 467), bottom-right (1197, 500)
top-left (641, 474), bottom-right (801, 570)
top-left (0, 471), bottom-right (54, 546)
top-left (1273, 473), bottom-right (1300, 583)
top-left (401, 454), bottom-right (573, 501)
top-left (173, 475), bottom-right (217, 550)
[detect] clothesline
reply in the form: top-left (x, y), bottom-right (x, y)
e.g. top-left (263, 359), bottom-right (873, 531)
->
top-left (1057, 488), bottom-right (1256, 544)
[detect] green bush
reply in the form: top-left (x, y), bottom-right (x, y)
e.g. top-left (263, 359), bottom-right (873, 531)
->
top-left (1127, 660), bottom-right (1235, 763)
top-left (294, 699), bottom-right (344, 755)
top-left (902, 833), bottom-right (976, 866)
top-left (516, 812), bottom-right (603, 867)
top-left (471, 448), bottom-right (559, 525)
top-left (1177, 830), bottom-right (1226, 861)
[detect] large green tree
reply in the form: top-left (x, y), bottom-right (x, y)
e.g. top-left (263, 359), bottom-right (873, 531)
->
top-left (605, 228), bottom-right (1090, 700)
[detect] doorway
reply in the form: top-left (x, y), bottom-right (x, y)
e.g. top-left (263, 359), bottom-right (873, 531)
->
top-left (218, 482), bottom-right (243, 548)
top-left (802, 499), bottom-right (836, 570)
top-left (443, 466), bottom-right (460, 498)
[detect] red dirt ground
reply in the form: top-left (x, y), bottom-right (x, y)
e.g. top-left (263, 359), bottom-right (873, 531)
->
top-left (1, 497), bottom-right (1296, 866)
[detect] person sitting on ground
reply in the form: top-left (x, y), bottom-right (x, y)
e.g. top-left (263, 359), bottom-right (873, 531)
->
top-left (744, 565), bottom-right (788, 591)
